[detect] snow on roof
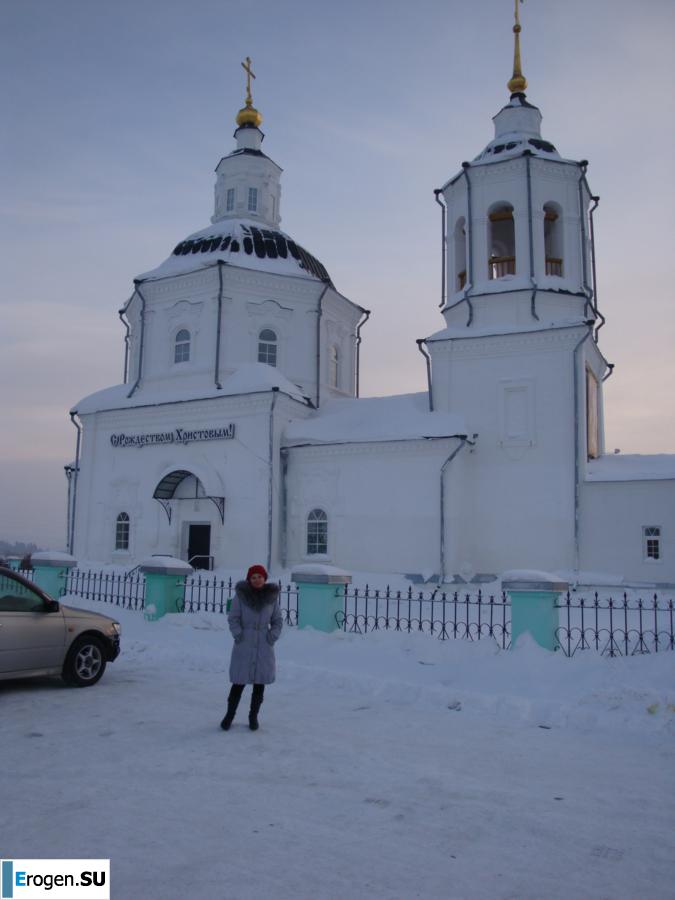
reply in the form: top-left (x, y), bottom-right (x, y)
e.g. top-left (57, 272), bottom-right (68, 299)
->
top-left (72, 363), bottom-right (308, 415)
top-left (426, 318), bottom-right (588, 342)
top-left (586, 454), bottom-right (675, 482)
top-left (473, 94), bottom-right (564, 166)
top-left (284, 393), bottom-right (467, 447)
top-left (220, 363), bottom-right (307, 402)
top-left (137, 218), bottom-right (331, 284)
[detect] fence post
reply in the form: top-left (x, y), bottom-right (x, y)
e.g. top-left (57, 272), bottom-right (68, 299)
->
top-left (291, 565), bottom-right (352, 633)
top-left (139, 556), bottom-right (193, 621)
top-left (31, 551), bottom-right (77, 597)
top-left (502, 570), bottom-right (568, 651)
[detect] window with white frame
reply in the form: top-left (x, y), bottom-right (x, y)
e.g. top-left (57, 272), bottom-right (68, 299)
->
top-left (248, 187), bottom-right (258, 212)
top-left (306, 509), bottom-right (328, 555)
top-left (115, 513), bottom-right (130, 551)
top-left (174, 329), bottom-right (191, 364)
top-left (643, 526), bottom-right (661, 561)
top-left (329, 345), bottom-right (339, 388)
top-left (258, 329), bottom-right (277, 367)
top-left (226, 188), bottom-right (235, 212)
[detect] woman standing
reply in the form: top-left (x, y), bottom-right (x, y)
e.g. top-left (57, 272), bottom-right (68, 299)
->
top-left (221, 564), bottom-right (283, 731)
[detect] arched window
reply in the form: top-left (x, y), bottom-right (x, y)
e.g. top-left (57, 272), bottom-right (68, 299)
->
top-left (307, 509), bottom-right (328, 555)
top-left (329, 345), bottom-right (339, 389)
top-left (174, 329), bottom-right (191, 364)
top-left (248, 187), bottom-right (258, 212)
top-left (258, 329), bottom-right (278, 367)
top-left (488, 203), bottom-right (515, 279)
top-left (454, 217), bottom-right (467, 291)
top-left (543, 202), bottom-right (563, 276)
top-left (115, 513), bottom-right (130, 551)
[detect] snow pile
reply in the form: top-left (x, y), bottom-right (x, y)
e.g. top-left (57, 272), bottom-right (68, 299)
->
top-left (3, 595), bottom-right (673, 899)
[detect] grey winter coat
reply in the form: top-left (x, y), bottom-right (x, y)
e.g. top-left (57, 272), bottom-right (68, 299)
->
top-left (227, 581), bottom-right (283, 685)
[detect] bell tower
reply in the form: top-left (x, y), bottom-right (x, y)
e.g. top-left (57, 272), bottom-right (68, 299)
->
top-left (425, 1), bottom-right (612, 577)
top-left (439, 0), bottom-right (599, 332)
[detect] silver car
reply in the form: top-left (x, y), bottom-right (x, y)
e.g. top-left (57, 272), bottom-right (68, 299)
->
top-left (0, 566), bottom-right (121, 687)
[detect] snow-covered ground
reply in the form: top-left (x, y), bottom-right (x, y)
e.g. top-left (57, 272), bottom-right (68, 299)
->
top-left (2, 596), bottom-right (674, 900)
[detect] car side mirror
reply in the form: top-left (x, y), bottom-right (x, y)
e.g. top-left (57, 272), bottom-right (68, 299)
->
top-left (44, 600), bottom-right (60, 613)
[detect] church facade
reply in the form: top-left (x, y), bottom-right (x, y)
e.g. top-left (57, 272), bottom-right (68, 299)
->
top-left (67, 40), bottom-right (675, 585)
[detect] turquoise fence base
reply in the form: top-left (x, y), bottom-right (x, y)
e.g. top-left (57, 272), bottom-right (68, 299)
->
top-left (503, 573), bottom-right (568, 652)
top-left (143, 573), bottom-right (185, 621)
top-left (139, 557), bottom-right (193, 621)
top-left (297, 583), bottom-right (344, 632)
top-left (509, 590), bottom-right (559, 651)
top-left (31, 553), bottom-right (77, 599)
top-left (292, 567), bottom-right (352, 633)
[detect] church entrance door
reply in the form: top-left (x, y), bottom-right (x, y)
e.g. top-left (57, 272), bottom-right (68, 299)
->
top-left (187, 524), bottom-right (212, 570)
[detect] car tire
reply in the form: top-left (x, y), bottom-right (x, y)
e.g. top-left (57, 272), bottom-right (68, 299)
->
top-left (62, 635), bottom-right (107, 687)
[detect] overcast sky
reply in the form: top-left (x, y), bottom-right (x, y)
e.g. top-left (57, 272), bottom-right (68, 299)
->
top-left (1, 0), bottom-right (674, 549)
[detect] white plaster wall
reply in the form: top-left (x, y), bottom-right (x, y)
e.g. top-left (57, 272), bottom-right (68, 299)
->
top-left (123, 268), bottom-right (360, 409)
top-left (320, 290), bottom-right (363, 402)
top-left (431, 328), bottom-right (583, 574)
top-left (579, 481), bottom-right (675, 583)
top-left (284, 439), bottom-right (465, 575)
top-left (73, 395), bottom-right (280, 568)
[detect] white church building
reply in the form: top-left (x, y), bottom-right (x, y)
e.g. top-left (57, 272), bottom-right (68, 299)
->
top-left (67, 29), bottom-right (675, 585)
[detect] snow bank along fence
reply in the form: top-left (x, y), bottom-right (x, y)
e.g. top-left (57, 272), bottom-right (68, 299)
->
top-left (37, 566), bottom-right (675, 658)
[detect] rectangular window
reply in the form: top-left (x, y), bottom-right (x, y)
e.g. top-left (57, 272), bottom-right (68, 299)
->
top-left (248, 187), bottom-right (258, 212)
top-left (226, 188), bottom-right (235, 212)
top-left (643, 526), bottom-right (661, 561)
top-left (586, 368), bottom-right (599, 459)
top-left (258, 342), bottom-right (277, 367)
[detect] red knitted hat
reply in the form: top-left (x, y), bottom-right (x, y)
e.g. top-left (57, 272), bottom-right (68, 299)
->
top-left (246, 564), bottom-right (268, 583)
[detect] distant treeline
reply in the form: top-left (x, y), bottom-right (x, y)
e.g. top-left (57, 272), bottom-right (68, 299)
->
top-left (0, 540), bottom-right (41, 558)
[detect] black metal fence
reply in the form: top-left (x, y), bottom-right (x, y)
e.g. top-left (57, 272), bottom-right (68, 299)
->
top-left (62, 569), bottom-right (299, 625)
top-left (555, 592), bottom-right (675, 657)
top-left (64, 568), bottom-right (146, 611)
top-left (338, 585), bottom-right (511, 648)
top-left (57, 568), bottom-right (675, 658)
top-left (180, 574), bottom-right (298, 625)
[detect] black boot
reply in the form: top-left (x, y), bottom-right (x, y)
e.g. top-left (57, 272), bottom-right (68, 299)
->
top-left (221, 684), bottom-right (244, 731)
top-left (249, 684), bottom-right (265, 731)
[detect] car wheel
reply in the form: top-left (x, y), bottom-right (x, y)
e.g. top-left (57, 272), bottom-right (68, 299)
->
top-left (63, 636), bottom-right (107, 687)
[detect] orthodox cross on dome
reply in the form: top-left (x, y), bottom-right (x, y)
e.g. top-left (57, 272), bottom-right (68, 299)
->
top-left (507, 0), bottom-right (528, 95)
top-left (236, 55), bottom-right (263, 128)
top-left (241, 56), bottom-right (256, 106)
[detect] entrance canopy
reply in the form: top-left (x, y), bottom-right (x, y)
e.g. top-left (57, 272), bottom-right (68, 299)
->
top-left (152, 469), bottom-right (225, 524)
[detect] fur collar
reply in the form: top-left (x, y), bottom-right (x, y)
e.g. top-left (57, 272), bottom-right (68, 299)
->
top-left (235, 580), bottom-right (279, 611)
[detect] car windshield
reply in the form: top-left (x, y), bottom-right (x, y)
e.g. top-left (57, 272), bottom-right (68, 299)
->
top-left (0, 572), bottom-right (46, 613)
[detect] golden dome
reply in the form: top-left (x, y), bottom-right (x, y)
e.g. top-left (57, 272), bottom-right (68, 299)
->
top-left (236, 101), bottom-right (263, 128)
